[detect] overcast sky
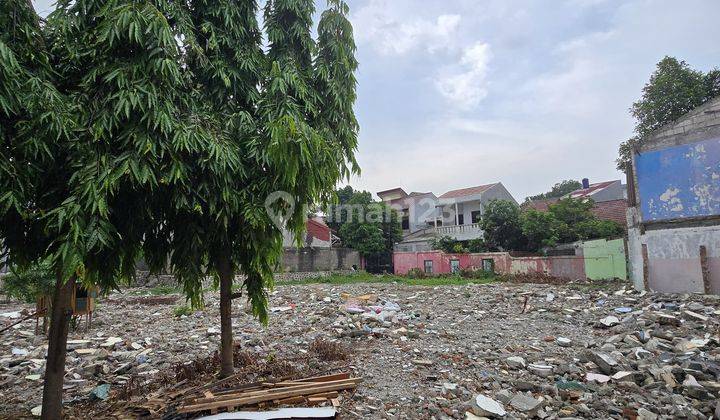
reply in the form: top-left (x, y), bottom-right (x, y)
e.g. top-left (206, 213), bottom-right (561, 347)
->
top-left (32, 0), bottom-right (720, 200)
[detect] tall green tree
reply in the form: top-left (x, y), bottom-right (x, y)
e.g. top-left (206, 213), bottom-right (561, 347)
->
top-left (327, 187), bottom-right (401, 255)
top-left (480, 200), bottom-right (527, 251)
top-left (617, 57), bottom-right (720, 170)
top-left (1, 2), bottom-right (79, 418)
top-left (174, 0), bottom-right (267, 378)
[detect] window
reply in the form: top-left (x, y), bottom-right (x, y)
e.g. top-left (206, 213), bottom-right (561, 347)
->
top-left (401, 216), bottom-right (410, 230)
top-left (424, 260), bottom-right (433, 274)
top-left (450, 259), bottom-right (460, 274)
top-left (482, 258), bottom-right (494, 272)
top-left (471, 210), bottom-right (482, 224)
top-left (457, 214), bottom-right (464, 225)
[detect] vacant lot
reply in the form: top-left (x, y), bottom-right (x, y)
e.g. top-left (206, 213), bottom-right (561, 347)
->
top-left (1, 277), bottom-right (719, 419)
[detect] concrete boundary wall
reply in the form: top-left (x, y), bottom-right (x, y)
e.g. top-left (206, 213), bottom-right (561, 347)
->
top-left (393, 251), bottom-right (588, 280)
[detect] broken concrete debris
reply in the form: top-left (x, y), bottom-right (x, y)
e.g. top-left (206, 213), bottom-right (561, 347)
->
top-left (1, 281), bottom-right (719, 418)
top-left (471, 394), bottom-right (507, 418)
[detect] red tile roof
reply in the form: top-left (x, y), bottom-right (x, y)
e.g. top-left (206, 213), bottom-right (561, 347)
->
top-left (569, 180), bottom-right (618, 199)
top-left (590, 199), bottom-right (628, 226)
top-left (306, 218), bottom-right (331, 242)
top-left (523, 198), bottom-right (560, 212)
top-left (439, 183), bottom-right (497, 199)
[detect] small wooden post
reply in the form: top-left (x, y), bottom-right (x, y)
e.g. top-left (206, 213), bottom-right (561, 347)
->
top-left (700, 245), bottom-right (711, 294)
top-left (641, 244), bottom-right (650, 291)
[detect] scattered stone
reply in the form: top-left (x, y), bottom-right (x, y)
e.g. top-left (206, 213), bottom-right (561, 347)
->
top-left (90, 383), bottom-right (111, 400)
top-left (509, 393), bottom-right (541, 414)
top-left (527, 363), bottom-right (553, 378)
top-left (31, 405), bottom-right (42, 417)
top-left (682, 310), bottom-right (708, 323)
top-left (586, 372), bottom-right (611, 383)
top-left (637, 407), bottom-right (658, 420)
top-left (589, 351), bottom-right (618, 374)
top-left (495, 389), bottom-right (513, 404)
top-left (556, 337), bottom-right (572, 347)
top-left (472, 394), bottom-right (506, 418)
top-left (657, 314), bottom-right (680, 326)
top-left (599, 316), bottom-right (620, 328)
top-left (11, 347), bottom-right (28, 356)
top-left (505, 356), bottom-right (526, 369)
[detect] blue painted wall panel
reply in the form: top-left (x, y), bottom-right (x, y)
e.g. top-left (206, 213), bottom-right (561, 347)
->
top-left (636, 137), bottom-right (720, 221)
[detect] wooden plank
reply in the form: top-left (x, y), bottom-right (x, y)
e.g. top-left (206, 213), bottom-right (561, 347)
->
top-left (276, 396), bottom-right (306, 405)
top-left (700, 245), bottom-right (711, 294)
top-left (292, 372), bottom-right (351, 383)
top-left (177, 380), bottom-right (358, 413)
top-left (182, 379), bottom-right (358, 406)
top-left (307, 397), bottom-right (328, 406)
top-left (267, 373), bottom-right (351, 387)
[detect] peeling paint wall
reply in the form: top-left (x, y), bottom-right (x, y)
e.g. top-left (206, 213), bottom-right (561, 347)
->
top-left (393, 251), bottom-right (586, 279)
top-left (636, 137), bottom-right (720, 221)
top-left (627, 96), bottom-right (720, 294)
top-left (628, 222), bottom-right (720, 293)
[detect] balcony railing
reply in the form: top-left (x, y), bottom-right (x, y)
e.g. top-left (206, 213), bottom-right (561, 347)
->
top-left (434, 223), bottom-right (483, 240)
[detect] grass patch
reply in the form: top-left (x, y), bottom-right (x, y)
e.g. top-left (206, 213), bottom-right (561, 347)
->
top-left (173, 305), bottom-right (193, 317)
top-left (276, 271), bottom-right (499, 286)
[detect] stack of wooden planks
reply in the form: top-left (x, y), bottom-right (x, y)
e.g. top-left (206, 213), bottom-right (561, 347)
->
top-left (176, 372), bottom-right (360, 415)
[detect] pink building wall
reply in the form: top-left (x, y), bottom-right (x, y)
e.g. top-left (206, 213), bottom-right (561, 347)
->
top-left (393, 251), bottom-right (586, 279)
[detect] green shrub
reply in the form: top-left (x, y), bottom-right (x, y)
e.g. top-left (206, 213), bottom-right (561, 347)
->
top-left (173, 305), bottom-right (193, 317)
top-left (459, 267), bottom-right (495, 279)
top-left (1, 260), bottom-right (56, 303)
top-left (406, 268), bottom-right (426, 279)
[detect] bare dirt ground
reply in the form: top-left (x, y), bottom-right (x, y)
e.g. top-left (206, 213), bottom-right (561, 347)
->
top-left (1, 279), bottom-right (719, 419)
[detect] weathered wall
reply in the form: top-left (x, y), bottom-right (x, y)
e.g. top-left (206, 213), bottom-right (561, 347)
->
top-left (636, 137), bottom-right (720, 221)
top-left (278, 248), bottom-right (361, 272)
top-left (628, 220), bottom-right (720, 293)
top-left (393, 251), bottom-right (586, 280)
top-left (549, 256), bottom-right (587, 280)
top-left (628, 96), bottom-right (720, 294)
top-left (582, 238), bottom-right (627, 280)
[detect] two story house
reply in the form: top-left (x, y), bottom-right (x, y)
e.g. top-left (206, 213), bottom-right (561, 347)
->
top-left (378, 183), bottom-right (518, 252)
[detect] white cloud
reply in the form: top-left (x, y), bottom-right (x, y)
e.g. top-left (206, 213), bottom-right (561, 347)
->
top-left (434, 42), bottom-right (492, 109)
top-left (352, 0), bottom-right (461, 55)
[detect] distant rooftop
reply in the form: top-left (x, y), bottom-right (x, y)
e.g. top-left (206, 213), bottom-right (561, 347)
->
top-left (569, 180), bottom-right (619, 199)
top-left (438, 183), bottom-right (498, 199)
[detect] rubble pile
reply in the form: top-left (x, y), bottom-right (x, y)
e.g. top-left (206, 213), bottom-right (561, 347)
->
top-left (1, 280), bottom-right (719, 418)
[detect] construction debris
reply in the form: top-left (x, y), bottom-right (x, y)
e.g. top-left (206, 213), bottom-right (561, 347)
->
top-left (1, 280), bottom-right (719, 418)
top-left (176, 372), bottom-right (358, 415)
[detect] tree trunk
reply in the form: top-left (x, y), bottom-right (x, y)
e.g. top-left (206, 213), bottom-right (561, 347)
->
top-left (41, 274), bottom-right (75, 420)
top-left (217, 256), bottom-right (235, 378)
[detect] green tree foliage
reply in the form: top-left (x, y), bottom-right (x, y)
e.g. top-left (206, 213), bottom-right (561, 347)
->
top-left (1, 260), bottom-right (56, 303)
top-left (520, 198), bottom-right (624, 250)
top-left (525, 179), bottom-right (581, 202)
top-left (327, 186), bottom-right (401, 255)
top-left (1, 0), bottom-right (360, 411)
top-left (617, 57), bottom-right (720, 170)
top-left (428, 236), bottom-right (486, 253)
top-left (520, 209), bottom-right (564, 250)
top-left (480, 200), bottom-right (527, 251)
top-left (430, 236), bottom-right (464, 253)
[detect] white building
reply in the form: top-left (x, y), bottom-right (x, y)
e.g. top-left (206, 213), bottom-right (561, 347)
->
top-left (377, 183), bottom-right (518, 251)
